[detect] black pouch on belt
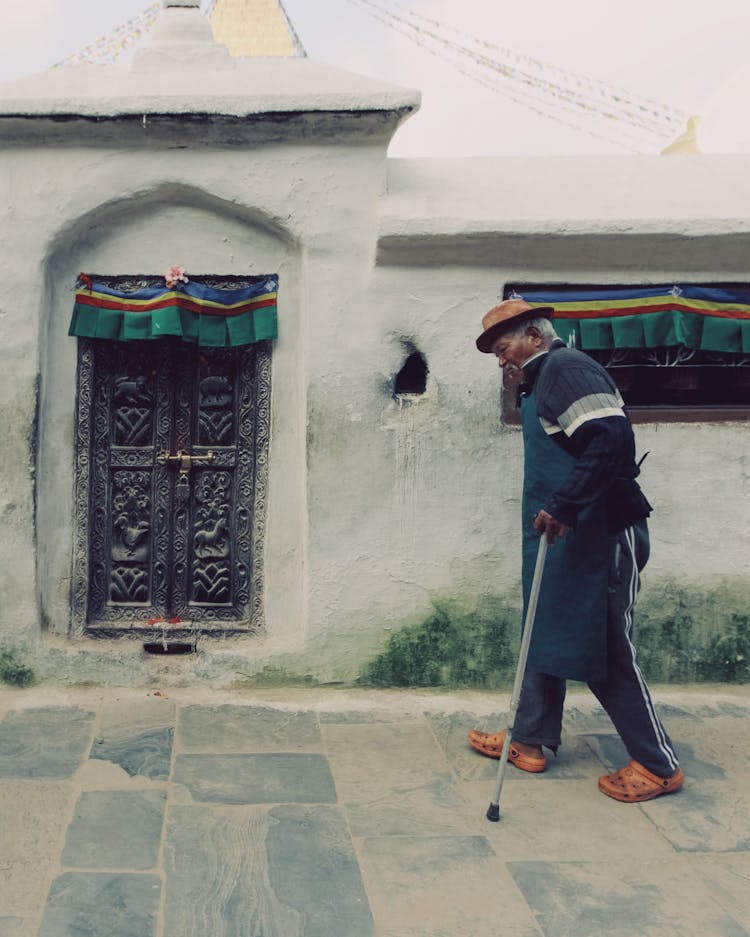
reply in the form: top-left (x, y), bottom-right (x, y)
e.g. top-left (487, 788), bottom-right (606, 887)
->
top-left (607, 477), bottom-right (653, 534)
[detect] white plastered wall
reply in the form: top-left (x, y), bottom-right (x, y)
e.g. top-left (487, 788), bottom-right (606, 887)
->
top-left (2, 134), bottom-right (750, 684)
top-left (0, 138), bottom-right (392, 672)
top-left (302, 222), bottom-right (750, 677)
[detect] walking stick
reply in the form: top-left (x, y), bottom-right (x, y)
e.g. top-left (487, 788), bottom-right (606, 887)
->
top-left (487, 535), bottom-right (548, 822)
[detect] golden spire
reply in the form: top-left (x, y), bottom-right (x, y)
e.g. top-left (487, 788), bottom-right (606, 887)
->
top-left (209, 0), bottom-right (305, 57)
top-left (661, 116), bottom-right (701, 156)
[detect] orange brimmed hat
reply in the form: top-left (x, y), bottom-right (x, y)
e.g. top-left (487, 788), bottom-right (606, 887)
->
top-left (476, 299), bottom-right (554, 353)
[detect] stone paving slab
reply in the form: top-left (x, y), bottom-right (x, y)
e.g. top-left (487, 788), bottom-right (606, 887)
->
top-left (322, 721), bottom-right (469, 836)
top-left (683, 854), bottom-right (750, 924)
top-left (0, 918), bottom-right (25, 937)
top-left (0, 781), bottom-right (73, 923)
top-left (178, 704), bottom-right (321, 752)
top-left (639, 775), bottom-right (750, 854)
top-left (344, 771), bottom-right (467, 837)
top-left (61, 790), bottom-right (167, 870)
top-left (164, 804), bottom-right (373, 937)
top-left (359, 835), bottom-right (542, 937)
top-left (508, 858), bottom-right (750, 937)
top-left (37, 872), bottom-right (161, 937)
top-left (583, 725), bottom-right (750, 853)
top-left (77, 756), bottom-right (169, 792)
top-left (1, 686), bottom-right (747, 937)
top-left (91, 700), bottom-right (175, 780)
top-left (457, 775), bottom-right (678, 862)
top-left (172, 753), bottom-right (337, 804)
top-left (0, 708), bottom-right (95, 778)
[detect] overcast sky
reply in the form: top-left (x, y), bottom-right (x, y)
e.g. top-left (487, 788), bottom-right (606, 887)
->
top-left (1, 0), bottom-right (748, 156)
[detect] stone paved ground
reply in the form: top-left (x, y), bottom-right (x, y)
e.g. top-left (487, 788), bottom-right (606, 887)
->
top-left (0, 684), bottom-right (748, 937)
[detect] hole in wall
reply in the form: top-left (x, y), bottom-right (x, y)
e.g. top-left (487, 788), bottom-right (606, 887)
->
top-left (394, 346), bottom-right (429, 397)
top-left (143, 642), bottom-right (197, 656)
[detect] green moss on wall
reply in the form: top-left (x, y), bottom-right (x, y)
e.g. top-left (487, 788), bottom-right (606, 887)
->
top-left (359, 580), bottom-right (750, 689)
top-left (634, 581), bottom-right (750, 683)
top-left (0, 650), bottom-right (35, 687)
top-left (359, 596), bottom-right (520, 689)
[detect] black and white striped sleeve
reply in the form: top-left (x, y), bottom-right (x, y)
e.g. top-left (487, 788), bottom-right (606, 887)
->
top-left (535, 351), bottom-right (634, 527)
top-left (536, 349), bottom-right (626, 439)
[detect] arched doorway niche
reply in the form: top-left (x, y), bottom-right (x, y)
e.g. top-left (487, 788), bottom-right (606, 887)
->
top-left (37, 184), bottom-right (306, 642)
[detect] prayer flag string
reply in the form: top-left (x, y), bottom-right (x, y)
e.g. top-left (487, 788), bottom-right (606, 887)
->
top-left (51, 1), bottom-right (215, 68)
top-left (347, 0), bottom-right (687, 151)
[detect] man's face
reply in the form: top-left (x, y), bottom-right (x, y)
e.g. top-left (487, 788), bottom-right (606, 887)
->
top-left (491, 328), bottom-right (540, 371)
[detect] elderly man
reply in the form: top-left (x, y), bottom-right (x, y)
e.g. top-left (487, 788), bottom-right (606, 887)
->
top-left (468, 299), bottom-right (683, 802)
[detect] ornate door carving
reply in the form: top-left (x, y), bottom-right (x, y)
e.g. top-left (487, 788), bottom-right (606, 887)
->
top-left (72, 336), bottom-right (271, 636)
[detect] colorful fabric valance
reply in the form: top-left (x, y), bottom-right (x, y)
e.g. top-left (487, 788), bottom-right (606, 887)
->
top-left (69, 275), bottom-right (278, 347)
top-left (515, 285), bottom-right (750, 354)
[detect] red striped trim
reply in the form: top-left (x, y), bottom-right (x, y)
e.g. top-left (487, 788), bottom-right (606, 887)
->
top-left (74, 293), bottom-right (276, 318)
top-left (554, 302), bottom-right (750, 321)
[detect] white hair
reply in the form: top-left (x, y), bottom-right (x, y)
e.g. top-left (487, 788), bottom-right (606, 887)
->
top-left (504, 316), bottom-right (557, 342)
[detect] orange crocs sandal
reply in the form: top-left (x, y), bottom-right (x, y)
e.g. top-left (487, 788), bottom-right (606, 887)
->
top-left (467, 729), bottom-right (547, 773)
top-left (598, 759), bottom-right (684, 803)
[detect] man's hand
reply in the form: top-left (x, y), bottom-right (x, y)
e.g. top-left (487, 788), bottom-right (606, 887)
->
top-left (533, 509), bottom-right (569, 544)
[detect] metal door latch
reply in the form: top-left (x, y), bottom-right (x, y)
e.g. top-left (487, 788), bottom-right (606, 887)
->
top-left (157, 449), bottom-right (215, 479)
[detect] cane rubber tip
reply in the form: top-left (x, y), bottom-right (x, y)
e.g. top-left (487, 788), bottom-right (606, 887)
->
top-left (486, 803), bottom-right (500, 822)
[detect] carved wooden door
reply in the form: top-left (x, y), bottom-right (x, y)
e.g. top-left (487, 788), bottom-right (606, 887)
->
top-left (74, 337), bottom-right (269, 635)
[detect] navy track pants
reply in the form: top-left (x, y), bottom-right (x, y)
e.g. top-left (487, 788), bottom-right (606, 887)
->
top-left (512, 520), bottom-right (680, 777)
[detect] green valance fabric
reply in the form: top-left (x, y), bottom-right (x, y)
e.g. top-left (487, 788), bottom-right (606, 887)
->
top-left (69, 274), bottom-right (278, 347)
top-left (514, 286), bottom-right (750, 353)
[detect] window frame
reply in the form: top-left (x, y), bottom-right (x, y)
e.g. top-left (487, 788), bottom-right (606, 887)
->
top-left (501, 282), bottom-right (750, 424)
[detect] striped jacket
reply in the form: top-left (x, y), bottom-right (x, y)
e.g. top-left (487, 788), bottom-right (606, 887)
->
top-left (519, 340), bottom-right (651, 532)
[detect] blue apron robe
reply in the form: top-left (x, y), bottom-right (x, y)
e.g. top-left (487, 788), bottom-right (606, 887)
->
top-left (520, 389), bottom-right (609, 683)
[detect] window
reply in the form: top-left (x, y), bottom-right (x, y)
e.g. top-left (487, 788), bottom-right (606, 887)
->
top-left (502, 283), bottom-right (750, 423)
